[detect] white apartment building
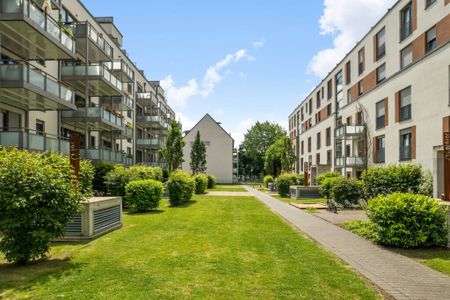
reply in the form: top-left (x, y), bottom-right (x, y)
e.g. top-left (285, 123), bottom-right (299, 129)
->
top-left (0, 0), bottom-right (175, 166)
top-left (288, 0), bottom-right (450, 199)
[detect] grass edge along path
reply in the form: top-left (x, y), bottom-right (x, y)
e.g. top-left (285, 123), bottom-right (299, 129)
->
top-left (1, 195), bottom-right (380, 299)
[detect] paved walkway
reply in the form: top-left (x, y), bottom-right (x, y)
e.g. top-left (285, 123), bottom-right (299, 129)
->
top-left (244, 186), bottom-right (450, 300)
top-left (314, 209), bottom-right (369, 225)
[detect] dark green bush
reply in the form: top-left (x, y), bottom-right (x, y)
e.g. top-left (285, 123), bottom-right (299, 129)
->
top-left (367, 193), bottom-right (448, 248)
top-left (362, 164), bottom-right (427, 199)
top-left (167, 170), bottom-right (195, 206)
top-left (343, 220), bottom-right (379, 241)
top-left (275, 174), bottom-right (294, 198)
top-left (125, 180), bottom-right (164, 212)
top-left (316, 171), bottom-right (341, 186)
top-left (0, 148), bottom-right (82, 264)
top-left (92, 162), bottom-right (115, 194)
top-left (291, 174), bottom-right (304, 186)
top-left (331, 178), bottom-right (363, 208)
top-left (318, 176), bottom-right (342, 199)
top-left (194, 174), bottom-right (208, 194)
top-left (79, 160), bottom-right (94, 197)
top-left (162, 169), bottom-right (170, 182)
top-left (263, 175), bottom-right (274, 188)
top-left (207, 174), bottom-right (217, 189)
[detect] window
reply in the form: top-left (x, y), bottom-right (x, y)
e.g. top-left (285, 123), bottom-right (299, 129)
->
top-left (316, 153), bottom-right (321, 165)
top-left (376, 100), bottom-right (386, 129)
top-left (301, 141), bottom-right (304, 155)
top-left (375, 136), bottom-right (385, 163)
top-left (300, 158), bottom-right (304, 172)
top-left (346, 116), bottom-right (352, 125)
top-left (327, 80), bottom-right (333, 100)
top-left (358, 48), bottom-right (365, 75)
top-left (377, 63), bottom-right (386, 83)
top-left (327, 150), bottom-right (332, 165)
top-left (426, 26), bottom-right (436, 53)
top-left (308, 137), bottom-right (311, 153)
top-left (300, 107), bottom-right (304, 121)
top-left (345, 61), bottom-right (351, 84)
top-left (316, 91), bottom-right (321, 108)
top-left (375, 28), bottom-right (386, 60)
top-left (400, 44), bottom-right (413, 69)
top-left (327, 103), bottom-right (332, 116)
top-left (335, 71), bottom-right (344, 109)
top-left (326, 127), bottom-right (331, 146)
top-left (358, 80), bottom-right (364, 96)
top-left (400, 2), bottom-right (413, 41)
top-left (308, 99), bottom-right (313, 115)
top-left (317, 132), bottom-right (321, 150)
top-left (400, 128), bottom-right (412, 160)
top-left (399, 87), bottom-right (412, 121)
top-left (425, 0), bottom-right (436, 9)
top-left (36, 120), bottom-right (45, 136)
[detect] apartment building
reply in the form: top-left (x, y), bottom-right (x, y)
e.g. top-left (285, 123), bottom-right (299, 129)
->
top-left (289, 0), bottom-right (450, 199)
top-left (0, 0), bottom-right (175, 167)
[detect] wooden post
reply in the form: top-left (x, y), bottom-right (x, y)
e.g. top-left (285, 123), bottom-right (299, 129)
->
top-left (304, 162), bottom-right (309, 187)
top-left (70, 133), bottom-right (81, 182)
top-left (444, 117), bottom-right (450, 201)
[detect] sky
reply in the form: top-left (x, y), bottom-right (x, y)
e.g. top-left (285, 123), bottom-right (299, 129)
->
top-left (83, 0), bottom-right (397, 145)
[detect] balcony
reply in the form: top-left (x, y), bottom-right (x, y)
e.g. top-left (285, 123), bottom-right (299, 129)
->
top-left (61, 65), bottom-right (123, 96)
top-left (335, 125), bottom-right (365, 139)
top-left (100, 96), bottom-right (133, 111)
top-left (335, 156), bottom-right (365, 168)
top-left (136, 115), bottom-right (166, 129)
top-left (61, 107), bottom-right (132, 138)
top-left (0, 63), bottom-right (76, 111)
top-left (104, 60), bottom-right (134, 82)
top-left (74, 22), bottom-right (113, 62)
top-left (0, 128), bottom-right (69, 154)
top-left (81, 148), bottom-right (132, 165)
top-left (136, 92), bottom-right (157, 107)
top-left (136, 138), bottom-right (164, 149)
top-left (0, 0), bottom-right (76, 60)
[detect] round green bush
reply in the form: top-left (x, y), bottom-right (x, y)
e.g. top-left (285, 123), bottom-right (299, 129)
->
top-left (167, 170), bottom-right (195, 206)
top-left (125, 180), bottom-right (164, 212)
top-left (0, 148), bottom-right (82, 264)
top-left (316, 171), bottom-right (341, 186)
top-left (92, 162), bottom-right (115, 194)
top-left (207, 174), bottom-right (217, 189)
top-left (319, 176), bottom-right (341, 199)
top-left (275, 174), bottom-right (294, 198)
top-left (292, 174), bottom-right (304, 186)
top-left (194, 174), bottom-right (208, 194)
top-left (367, 193), bottom-right (448, 248)
top-left (331, 178), bottom-right (363, 208)
top-left (263, 175), bottom-right (274, 188)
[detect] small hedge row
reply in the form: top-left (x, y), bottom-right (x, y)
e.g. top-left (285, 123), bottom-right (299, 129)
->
top-left (194, 174), bottom-right (208, 194)
top-left (207, 175), bottom-right (217, 189)
top-left (125, 180), bottom-right (164, 212)
top-left (275, 174), bottom-right (305, 197)
top-left (167, 170), bottom-right (195, 206)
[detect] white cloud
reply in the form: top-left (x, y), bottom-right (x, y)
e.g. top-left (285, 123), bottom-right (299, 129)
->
top-left (160, 75), bottom-right (199, 108)
top-left (252, 38), bottom-right (266, 49)
top-left (308, 0), bottom-right (396, 78)
top-left (231, 118), bottom-right (256, 147)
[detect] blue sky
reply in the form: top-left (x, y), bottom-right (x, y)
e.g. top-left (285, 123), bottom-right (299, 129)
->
top-left (83, 0), bottom-right (396, 144)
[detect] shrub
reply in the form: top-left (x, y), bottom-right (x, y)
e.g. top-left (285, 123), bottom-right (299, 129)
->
top-left (316, 171), bottom-right (341, 186)
top-left (207, 175), bottom-right (217, 189)
top-left (343, 220), bottom-right (379, 241)
top-left (194, 174), bottom-right (208, 194)
top-left (362, 164), bottom-right (426, 199)
top-left (319, 176), bottom-right (342, 199)
top-left (125, 180), bottom-right (164, 212)
top-left (167, 170), bottom-right (195, 206)
top-left (92, 162), bottom-right (115, 194)
top-left (263, 175), bottom-right (274, 188)
top-left (292, 174), bottom-right (304, 186)
top-left (79, 160), bottom-right (94, 197)
top-left (367, 193), bottom-right (448, 248)
top-left (0, 149), bottom-right (81, 264)
top-left (275, 174), bottom-right (294, 198)
top-left (331, 178), bottom-right (363, 208)
top-left (419, 171), bottom-right (433, 197)
top-left (162, 169), bottom-right (170, 182)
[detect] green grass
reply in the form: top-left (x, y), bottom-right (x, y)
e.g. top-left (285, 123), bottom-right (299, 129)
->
top-left (272, 194), bottom-right (327, 205)
top-left (208, 185), bottom-right (247, 192)
top-left (0, 195), bottom-right (380, 299)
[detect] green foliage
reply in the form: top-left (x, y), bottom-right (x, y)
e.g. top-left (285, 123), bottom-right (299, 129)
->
top-left (318, 177), bottom-right (341, 199)
top-left (207, 175), bottom-right (217, 189)
top-left (125, 180), bottom-right (164, 212)
top-left (79, 160), bottom-right (94, 197)
top-left (331, 178), bottom-right (363, 208)
top-left (0, 148), bottom-right (81, 264)
top-left (160, 120), bottom-right (185, 173)
top-left (275, 174), bottom-right (294, 198)
top-left (316, 171), bottom-right (341, 186)
top-left (162, 169), bottom-right (170, 182)
top-left (362, 164), bottom-right (428, 199)
top-left (419, 171), bottom-right (433, 197)
top-left (263, 175), bottom-right (274, 188)
top-left (190, 131), bottom-right (207, 175)
top-left (92, 162), bottom-right (115, 194)
top-left (264, 136), bottom-right (296, 176)
top-left (167, 170), bottom-right (195, 206)
top-left (343, 220), bottom-right (379, 241)
top-left (291, 174), bottom-right (304, 186)
top-left (194, 174), bottom-right (208, 194)
top-left (367, 193), bottom-right (448, 248)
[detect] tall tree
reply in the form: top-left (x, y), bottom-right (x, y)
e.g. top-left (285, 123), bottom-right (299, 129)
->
top-left (190, 131), bottom-right (207, 174)
top-left (239, 121), bottom-right (286, 177)
top-left (264, 136), bottom-right (296, 177)
top-left (160, 120), bottom-right (185, 173)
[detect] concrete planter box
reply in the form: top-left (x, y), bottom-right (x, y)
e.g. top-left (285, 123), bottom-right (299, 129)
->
top-left (290, 185), bottom-right (321, 199)
top-left (59, 197), bottom-right (123, 241)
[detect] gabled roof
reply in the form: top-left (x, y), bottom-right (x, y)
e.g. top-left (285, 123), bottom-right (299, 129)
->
top-left (185, 113), bottom-right (234, 142)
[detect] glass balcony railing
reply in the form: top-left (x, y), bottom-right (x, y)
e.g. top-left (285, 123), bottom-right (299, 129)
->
top-left (74, 22), bottom-right (113, 59)
top-left (335, 125), bottom-right (365, 138)
top-left (62, 107), bottom-right (127, 129)
top-left (81, 148), bottom-right (132, 165)
top-left (335, 156), bottom-right (365, 168)
top-left (0, 63), bottom-right (75, 104)
top-left (104, 60), bottom-right (134, 81)
top-left (61, 64), bottom-right (123, 92)
top-left (100, 96), bottom-right (134, 110)
top-left (0, 0), bottom-right (75, 53)
top-left (0, 128), bottom-right (70, 154)
top-left (136, 138), bottom-right (164, 147)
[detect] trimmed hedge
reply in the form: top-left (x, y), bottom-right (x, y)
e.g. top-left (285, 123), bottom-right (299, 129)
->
top-left (125, 180), bottom-right (164, 212)
top-left (263, 175), bottom-right (274, 188)
top-left (0, 148), bottom-right (82, 264)
top-left (367, 193), bottom-right (448, 248)
top-left (207, 175), bottom-right (217, 189)
top-left (194, 174), bottom-right (208, 194)
top-left (331, 178), bottom-right (364, 208)
top-left (167, 170), bottom-right (195, 206)
top-left (275, 174), bottom-right (293, 197)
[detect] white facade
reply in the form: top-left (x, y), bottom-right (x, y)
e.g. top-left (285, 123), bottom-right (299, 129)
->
top-left (182, 114), bottom-right (234, 184)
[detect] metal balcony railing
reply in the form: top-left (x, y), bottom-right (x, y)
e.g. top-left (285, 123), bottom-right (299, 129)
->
top-left (0, 128), bottom-right (70, 154)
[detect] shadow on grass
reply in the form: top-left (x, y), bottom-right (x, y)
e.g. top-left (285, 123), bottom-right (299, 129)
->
top-left (0, 258), bottom-right (84, 295)
top-left (125, 209), bottom-right (165, 216)
top-left (395, 247), bottom-right (450, 260)
top-left (170, 200), bottom-right (197, 208)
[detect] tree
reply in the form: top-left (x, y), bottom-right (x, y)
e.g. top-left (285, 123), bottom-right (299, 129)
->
top-left (160, 120), bottom-right (185, 173)
top-left (264, 136), bottom-right (296, 177)
top-left (190, 131), bottom-right (207, 174)
top-left (239, 121), bottom-right (286, 177)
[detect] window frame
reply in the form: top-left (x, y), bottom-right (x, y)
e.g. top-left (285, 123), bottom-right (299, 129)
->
top-left (376, 63), bottom-right (386, 84)
top-left (399, 87), bottom-right (412, 122)
top-left (400, 2), bottom-right (413, 41)
top-left (399, 128), bottom-right (412, 161)
top-left (375, 136), bottom-right (386, 163)
top-left (400, 44), bottom-right (413, 69)
top-left (375, 27), bottom-right (386, 60)
top-left (425, 26), bottom-right (437, 53)
top-left (376, 99), bottom-right (386, 130)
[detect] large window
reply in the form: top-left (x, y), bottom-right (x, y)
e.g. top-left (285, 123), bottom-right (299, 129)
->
top-left (377, 63), bottom-right (386, 83)
top-left (335, 71), bottom-right (343, 108)
top-left (426, 26), bottom-right (436, 53)
top-left (375, 136), bottom-right (385, 163)
top-left (375, 28), bottom-right (386, 60)
top-left (400, 128), bottom-right (412, 160)
top-left (376, 100), bottom-right (386, 129)
top-left (399, 87), bottom-right (412, 121)
top-left (308, 99), bottom-right (313, 115)
top-left (327, 79), bottom-right (333, 100)
top-left (400, 44), bottom-right (413, 69)
top-left (36, 120), bottom-right (45, 136)
top-left (400, 2), bottom-right (413, 41)
top-left (358, 80), bottom-right (364, 96)
top-left (308, 137), bottom-right (312, 153)
top-left (358, 48), bottom-right (365, 75)
top-left (326, 127), bottom-right (331, 146)
top-left (345, 61), bottom-right (351, 84)
top-left (301, 141), bottom-right (304, 155)
top-left (317, 132), bottom-right (321, 150)
top-left (316, 91), bottom-right (321, 108)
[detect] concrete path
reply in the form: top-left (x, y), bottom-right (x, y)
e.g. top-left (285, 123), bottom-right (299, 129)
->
top-left (244, 186), bottom-right (450, 300)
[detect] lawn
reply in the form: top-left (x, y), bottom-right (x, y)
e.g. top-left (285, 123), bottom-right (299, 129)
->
top-left (208, 185), bottom-right (247, 192)
top-left (272, 194), bottom-right (327, 205)
top-left (0, 195), bottom-right (380, 299)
